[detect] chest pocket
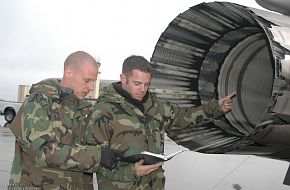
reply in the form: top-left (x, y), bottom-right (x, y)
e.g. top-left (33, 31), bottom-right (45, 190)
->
top-left (51, 104), bottom-right (77, 145)
top-left (149, 114), bottom-right (165, 152)
top-left (142, 99), bottom-right (165, 152)
top-left (74, 110), bottom-right (88, 143)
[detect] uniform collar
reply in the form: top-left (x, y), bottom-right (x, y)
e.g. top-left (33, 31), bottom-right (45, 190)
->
top-left (112, 82), bottom-right (149, 113)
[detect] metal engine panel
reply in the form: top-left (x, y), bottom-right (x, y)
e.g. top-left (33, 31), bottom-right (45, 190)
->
top-left (150, 2), bottom-right (290, 161)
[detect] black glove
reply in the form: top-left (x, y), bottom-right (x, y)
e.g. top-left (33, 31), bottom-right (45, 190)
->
top-left (100, 147), bottom-right (122, 170)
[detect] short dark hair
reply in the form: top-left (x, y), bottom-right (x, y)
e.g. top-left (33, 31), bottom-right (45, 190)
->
top-left (122, 55), bottom-right (153, 76)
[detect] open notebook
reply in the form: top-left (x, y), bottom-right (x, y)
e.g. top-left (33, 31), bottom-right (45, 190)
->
top-left (120, 150), bottom-right (187, 165)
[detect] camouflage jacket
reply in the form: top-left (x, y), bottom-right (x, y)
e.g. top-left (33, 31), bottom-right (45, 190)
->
top-left (86, 82), bottom-right (223, 190)
top-left (9, 78), bottom-right (102, 190)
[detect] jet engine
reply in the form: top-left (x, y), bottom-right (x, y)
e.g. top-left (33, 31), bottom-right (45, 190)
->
top-left (150, 1), bottom-right (290, 163)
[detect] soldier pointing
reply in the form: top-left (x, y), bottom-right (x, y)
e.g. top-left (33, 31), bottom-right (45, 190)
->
top-left (86, 55), bottom-right (235, 190)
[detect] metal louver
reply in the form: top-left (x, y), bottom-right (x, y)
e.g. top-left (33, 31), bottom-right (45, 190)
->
top-left (150, 2), bottom-right (290, 161)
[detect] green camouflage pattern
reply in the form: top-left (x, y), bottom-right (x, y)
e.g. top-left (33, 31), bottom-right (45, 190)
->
top-left (86, 82), bottom-right (223, 190)
top-left (9, 78), bottom-right (102, 190)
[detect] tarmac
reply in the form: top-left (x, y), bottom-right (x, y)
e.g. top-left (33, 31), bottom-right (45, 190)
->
top-left (0, 120), bottom-right (13, 189)
top-left (1, 116), bottom-right (290, 190)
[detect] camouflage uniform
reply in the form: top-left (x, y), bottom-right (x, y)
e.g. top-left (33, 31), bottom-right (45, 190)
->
top-left (9, 78), bottom-right (102, 190)
top-left (86, 82), bottom-right (224, 190)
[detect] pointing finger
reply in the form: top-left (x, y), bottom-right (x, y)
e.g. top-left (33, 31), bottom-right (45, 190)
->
top-left (227, 92), bottom-right (236, 99)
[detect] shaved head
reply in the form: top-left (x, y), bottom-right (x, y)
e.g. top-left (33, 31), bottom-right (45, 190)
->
top-left (64, 51), bottom-right (99, 71)
top-left (61, 51), bottom-right (99, 100)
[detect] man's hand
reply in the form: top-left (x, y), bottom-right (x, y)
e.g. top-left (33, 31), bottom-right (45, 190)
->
top-left (100, 147), bottom-right (123, 170)
top-left (135, 159), bottom-right (163, 177)
top-left (219, 92), bottom-right (236, 113)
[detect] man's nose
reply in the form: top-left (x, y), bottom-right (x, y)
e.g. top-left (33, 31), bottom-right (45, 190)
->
top-left (140, 85), bottom-right (146, 92)
top-left (88, 81), bottom-right (94, 91)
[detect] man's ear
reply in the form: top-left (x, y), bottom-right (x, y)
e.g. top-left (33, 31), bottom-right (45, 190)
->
top-left (64, 67), bottom-right (73, 79)
top-left (120, 73), bottom-right (126, 84)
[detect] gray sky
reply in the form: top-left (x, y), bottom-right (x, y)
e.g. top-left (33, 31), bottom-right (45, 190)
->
top-left (1, 2), bottom-right (290, 189)
top-left (0, 0), bottom-right (263, 101)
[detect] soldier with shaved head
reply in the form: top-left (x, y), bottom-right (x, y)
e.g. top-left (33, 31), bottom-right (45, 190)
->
top-left (9, 51), bottom-right (119, 190)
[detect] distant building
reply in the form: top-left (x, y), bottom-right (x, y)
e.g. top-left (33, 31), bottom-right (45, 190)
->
top-left (99, 79), bottom-right (118, 94)
top-left (18, 85), bottom-right (31, 102)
